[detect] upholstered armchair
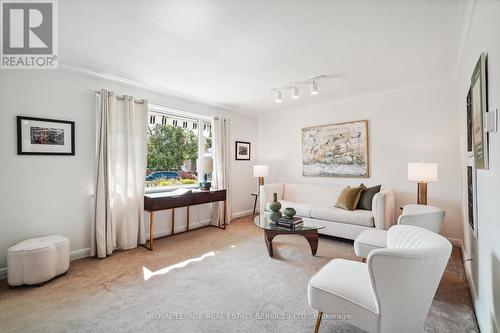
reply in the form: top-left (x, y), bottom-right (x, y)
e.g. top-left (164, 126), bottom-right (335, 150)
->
top-left (308, 225), bottom-right (452, 333)
top-left (354, 204), bottom-right (445, 260)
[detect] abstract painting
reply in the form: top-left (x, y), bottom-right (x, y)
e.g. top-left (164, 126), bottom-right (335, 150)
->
top-left (302, 120), bottom-right (369, 177)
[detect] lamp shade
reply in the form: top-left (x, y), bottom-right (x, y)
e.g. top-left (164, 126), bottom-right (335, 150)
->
top-left (408, 162), bottom-right (438, 182)
top-left (197, 157), bottom-right (213, 173)
top-left (253, 165), bottom-right (269, 178)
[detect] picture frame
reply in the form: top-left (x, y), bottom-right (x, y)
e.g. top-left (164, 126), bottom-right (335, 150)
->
top-left (466, 163), bottom-right (478, 238)
top-left (471, 53), bottom-right (488, 169)
top-left (17, 116), bottom-right (75, 155)
top-left (302, 120), bottom-right (369, 178)
top-left (466, 88), bottom-right (473, 153)
top-left (235, 141), bottom-right (251, 160)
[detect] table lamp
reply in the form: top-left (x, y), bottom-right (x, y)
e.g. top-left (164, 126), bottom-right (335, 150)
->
top-left (197, 157), bottom-right (213, 190)
top-left (253, 165), bottom-right (268, 187)
top-left (408, 162), bottom-right (438, 205)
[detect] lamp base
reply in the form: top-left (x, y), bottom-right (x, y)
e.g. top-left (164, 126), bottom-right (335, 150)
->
top-left (417, 182), bottom-right (427, 205)
top-left (258, 177), bottom-right (264, 187)
top-left (199, 181), bottom-right (211, 190)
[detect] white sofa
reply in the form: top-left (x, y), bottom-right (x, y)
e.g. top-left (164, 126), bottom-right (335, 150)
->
top-left (260, 183), bottom-right (395, 240)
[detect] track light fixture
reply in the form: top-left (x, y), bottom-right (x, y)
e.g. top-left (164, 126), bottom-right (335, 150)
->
top-left (271, 75), bottom-right (327, 103)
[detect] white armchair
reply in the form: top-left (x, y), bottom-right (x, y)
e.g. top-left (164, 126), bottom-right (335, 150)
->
top-left (308, 225), bottom-right (452, 333)
top-left (354, 204), bottom-right (445, 260)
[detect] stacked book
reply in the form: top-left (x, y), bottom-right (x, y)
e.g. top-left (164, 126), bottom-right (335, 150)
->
top-left (275, 216), bottom-right (303, 229)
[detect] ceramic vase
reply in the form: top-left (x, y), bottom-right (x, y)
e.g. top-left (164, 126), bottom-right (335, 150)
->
top-left (283, 207), bottom-right (296, 218)
top-left (269, 193), bottom-right (282, 221)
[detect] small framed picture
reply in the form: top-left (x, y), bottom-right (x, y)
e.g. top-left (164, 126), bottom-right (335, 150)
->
top-left (235, 141), bottom-right (251, 160)
top-left (17, 116), bottom-right (75, 155)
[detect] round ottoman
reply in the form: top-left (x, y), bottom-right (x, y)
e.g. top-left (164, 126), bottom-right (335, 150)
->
top-left (7, 235), bottom-right (70, 286)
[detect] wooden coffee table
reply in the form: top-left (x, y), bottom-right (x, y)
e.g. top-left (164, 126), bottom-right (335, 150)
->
top-left (254, 215), bottom-right (324, 257)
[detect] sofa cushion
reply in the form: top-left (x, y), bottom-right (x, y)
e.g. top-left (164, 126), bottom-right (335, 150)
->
top-left (266, 200), bottom-right (313, 218)
top-left (356, 184), bottom-right (381, 211)
top-left (311, 206), bottom-right (374, 227)
top-left (335, 186), bottom-right (364, 210)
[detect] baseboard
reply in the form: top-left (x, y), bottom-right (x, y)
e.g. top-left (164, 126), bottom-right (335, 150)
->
top-left (459, 241), bottom-right (491, 333)
top-left (0, 248), bottom-right (92, 281)
top-left (70, 248), bottom-right (91, 261)
top-left (231, 209), bottom-right (253, 219)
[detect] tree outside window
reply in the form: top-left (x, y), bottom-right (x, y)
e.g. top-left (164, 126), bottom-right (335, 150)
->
top-left (146, 112), bottom-right (202, 187)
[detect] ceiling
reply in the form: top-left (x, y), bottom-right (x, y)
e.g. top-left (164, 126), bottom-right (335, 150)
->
top-left (60, 0), bottom-right (462, 113)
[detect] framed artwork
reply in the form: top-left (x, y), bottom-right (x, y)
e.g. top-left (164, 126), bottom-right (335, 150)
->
top-left (235, 141), bottom-right (251, 160)
top-left (467, 164), bottom-right (478, 237)
top-left (302, 120), bottom-right (369, 177)
top-left (17, 116), bottom-right (75, 155)
top-left (466, 88), bottom-right (473, 153)
top-left (471, 53), bottom-right (488, 169)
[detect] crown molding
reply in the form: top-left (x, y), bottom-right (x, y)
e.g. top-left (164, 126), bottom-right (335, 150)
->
top-left (58, 62), bottom-right (230, 111)
top-left (452, 0), bottom-right (478, 81)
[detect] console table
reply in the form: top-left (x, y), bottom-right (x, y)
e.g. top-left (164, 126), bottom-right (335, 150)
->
top-left (143, 189), bottom-right (227, 250)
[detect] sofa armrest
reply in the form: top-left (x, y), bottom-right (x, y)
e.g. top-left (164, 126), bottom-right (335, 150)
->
top-left (372, 189), bottom-right (395, 230)
top-left (259, 183), bottom-right (285, 214)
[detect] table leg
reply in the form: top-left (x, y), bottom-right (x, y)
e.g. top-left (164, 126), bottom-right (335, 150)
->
top-left (149, 211), bottom-right (155, 251)
top-left (171, 208), bottom-right (175, 235)
top-left (222, 200), bottom-right (227, 229)
top-left (252, 195), bottom-right (258, 216)
top-left (264, 230), bottom-right (277, 257)
top-left (303, 231), bottom-right (319, 255)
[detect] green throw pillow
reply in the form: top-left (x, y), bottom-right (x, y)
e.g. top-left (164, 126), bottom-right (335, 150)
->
top-left (335, 186), bottom-right (364, 211)
top-left (356, 184), bottom-right (381, 210)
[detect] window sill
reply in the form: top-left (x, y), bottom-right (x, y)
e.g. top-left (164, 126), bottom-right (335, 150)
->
top-left (144, 184), bottom-right (199, 194)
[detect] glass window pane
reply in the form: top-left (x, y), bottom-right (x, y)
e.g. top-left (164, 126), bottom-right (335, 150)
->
top-left (146, 111), bottom-right (199, 188)
top-left (202, 121), bottom-right (213, 157)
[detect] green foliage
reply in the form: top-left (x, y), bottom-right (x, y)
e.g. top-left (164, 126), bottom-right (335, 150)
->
top-left (146, 178), bottom-right (197, 187)
top-left (147, 124), bottom-right (198, 171)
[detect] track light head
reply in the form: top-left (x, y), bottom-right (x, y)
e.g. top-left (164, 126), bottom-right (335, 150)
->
top-left (292, 85), bottom-right (299, 99)
top-left (275, 89), bottom-right (282, 103)
top-left (311, 80), bottom-right (319, 95)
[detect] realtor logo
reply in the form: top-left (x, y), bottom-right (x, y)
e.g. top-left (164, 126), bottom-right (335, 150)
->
top-left (1, 0), bottom-right (58, 69)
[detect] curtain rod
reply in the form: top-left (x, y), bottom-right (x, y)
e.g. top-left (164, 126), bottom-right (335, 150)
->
top-left (93, 90), bottom-right (146, 104)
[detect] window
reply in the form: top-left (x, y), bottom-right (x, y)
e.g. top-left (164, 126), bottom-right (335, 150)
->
top-left (146, 110), bottom-right (212, 188)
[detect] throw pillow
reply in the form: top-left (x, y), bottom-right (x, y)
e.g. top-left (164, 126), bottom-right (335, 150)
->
top-left (335, 186), bottom-right (364, 211)
top-left (356, 184), bottom-right (382, 210)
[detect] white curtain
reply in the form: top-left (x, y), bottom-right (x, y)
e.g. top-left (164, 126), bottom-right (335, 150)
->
top-left (212, 116), bottom-right (231, 225)
top-left (92, 89), bottom-right (148, 258)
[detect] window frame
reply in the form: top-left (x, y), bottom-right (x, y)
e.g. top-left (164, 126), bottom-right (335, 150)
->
top-left (145, 104), bottom-right (213, 194)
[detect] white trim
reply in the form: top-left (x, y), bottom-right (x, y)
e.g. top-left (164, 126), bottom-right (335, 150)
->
top-left (231, 209), bottom-right (253, 219)
top-left (70, 248), bottom-right (91, 261)
top-left (60, 62), bottom-right (229, 110)
top-left (0, 248), bottom-right (92, 281)
top-left (459, 241), bottom-right (490, 333)
top-left (149, 103), bottom-right (213, 122)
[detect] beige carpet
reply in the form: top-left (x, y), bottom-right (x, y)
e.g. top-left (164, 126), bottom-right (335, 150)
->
top-left (0, 216), bottom-right (478, 333)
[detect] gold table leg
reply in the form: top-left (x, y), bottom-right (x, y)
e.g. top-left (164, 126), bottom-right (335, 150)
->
top-left (314, 311), bottom-right (323, 333)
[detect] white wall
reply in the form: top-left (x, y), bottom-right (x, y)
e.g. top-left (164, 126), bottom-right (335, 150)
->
top-left (257, 82), bottom-right (462, 240)
top-left (456, 1), bottom-right (500, 331)
top-left (0, 69), bottom-right (257, 270)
